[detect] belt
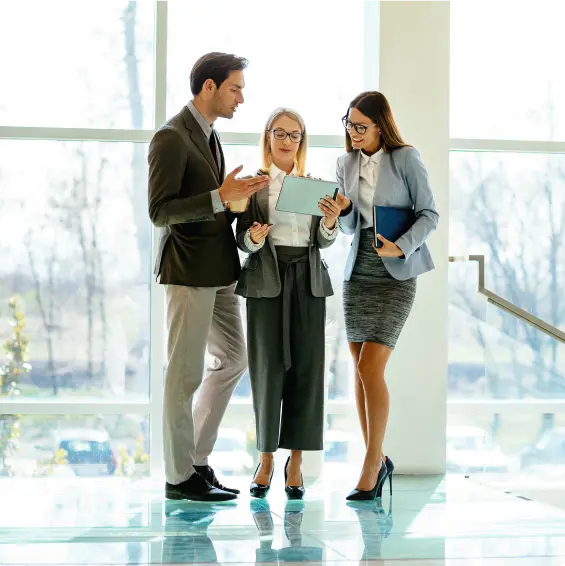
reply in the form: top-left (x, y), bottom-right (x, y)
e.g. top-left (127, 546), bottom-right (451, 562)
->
top-left (277, 251), bottom-right (309, 372)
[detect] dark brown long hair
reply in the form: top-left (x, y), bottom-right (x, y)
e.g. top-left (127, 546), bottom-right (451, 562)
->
top-left (344, 91), bottom-right (409, 153)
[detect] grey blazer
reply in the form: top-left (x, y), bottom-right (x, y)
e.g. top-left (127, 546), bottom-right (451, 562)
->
top-left (337, 146), bottom-right (439, 281)
top-left (235, 184), bottom-right (336, 299)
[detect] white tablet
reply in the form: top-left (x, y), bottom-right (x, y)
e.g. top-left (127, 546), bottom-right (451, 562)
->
top-left (275, 176), bottom-right (339, 217)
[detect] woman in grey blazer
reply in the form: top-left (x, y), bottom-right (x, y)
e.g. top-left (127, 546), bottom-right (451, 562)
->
top-left (235, 108), bottom-right (342, 500)
top-left (336, 92), bottom-right (439, 501)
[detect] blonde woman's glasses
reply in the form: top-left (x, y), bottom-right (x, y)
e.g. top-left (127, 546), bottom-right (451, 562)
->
top-left (268, 128), bottom-right (303, 143)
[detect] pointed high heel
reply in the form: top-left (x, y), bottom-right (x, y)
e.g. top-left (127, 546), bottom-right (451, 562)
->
top-left (376, 456), bottom-right (394, 499)
top-left (376, 472), bottom-right (393, 500)
top-left (284, 456), bottom-right (305, 500)
top-left (250, 461), bottom-right (274, 499)
top-left (346, 459), bottom-right (387, 501)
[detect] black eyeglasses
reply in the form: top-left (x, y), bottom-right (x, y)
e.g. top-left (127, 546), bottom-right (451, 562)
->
top-left (342, 116), bottom-right (377, 136)
top-left (268, 128), bottom-right (303, 143)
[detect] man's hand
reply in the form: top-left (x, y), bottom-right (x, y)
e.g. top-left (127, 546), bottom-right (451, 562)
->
top-left (372, 234), bottom-right (404, 258)
top-left (318, 196), bottom-right (341, 230)
top-left (249, 222), bottom-right (272, 244)
top-left (219, 165), bottom-right (270, 204)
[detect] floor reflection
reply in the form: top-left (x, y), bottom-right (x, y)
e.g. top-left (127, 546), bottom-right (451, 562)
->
top-left (250, 499), bottom-right (324, 563)
top-left (162, 501), bottom-right (229, 564)
top-left (2, 475), bottom-right (565, 565)
top-left (347, 496), bottom-right (393, 561)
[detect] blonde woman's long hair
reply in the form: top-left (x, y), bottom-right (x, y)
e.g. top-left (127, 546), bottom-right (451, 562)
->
top-left (260, 107), bottom-right (307, 176)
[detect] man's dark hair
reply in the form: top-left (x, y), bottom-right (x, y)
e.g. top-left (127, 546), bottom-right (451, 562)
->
top-left (190, 52), bottom-right (248, 95)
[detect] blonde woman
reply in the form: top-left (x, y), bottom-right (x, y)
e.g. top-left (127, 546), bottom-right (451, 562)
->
top-left (235, 108), bottom-right (343, 499)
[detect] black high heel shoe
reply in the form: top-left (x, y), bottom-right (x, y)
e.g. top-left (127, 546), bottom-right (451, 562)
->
top-left (250, 461), bottom-right (274, 499)
top-left (376, 456), bottom-right (394, 499)
top-left (346, 459), bottom-right (387, 501)
top-left (284, 456), bottom-right (305, 500)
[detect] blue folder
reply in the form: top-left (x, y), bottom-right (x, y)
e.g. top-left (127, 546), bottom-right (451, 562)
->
top-left (373, 206), bottom-right (417, 248)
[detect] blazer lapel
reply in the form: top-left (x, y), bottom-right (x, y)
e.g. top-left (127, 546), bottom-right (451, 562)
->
top-left (346, 151), bottom-right (361, 202)
top-left (256, 185), bottom-right (270, 224)
top-left (182, 107), bottom-right (220, 182)
top-left (253, 183), bottom-right (278, 256)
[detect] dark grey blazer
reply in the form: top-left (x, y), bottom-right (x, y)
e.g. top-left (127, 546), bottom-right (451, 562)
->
top-left (235, 183), bottom-right (336, 299)
top-left (147, 106), bottom-right (239, 287)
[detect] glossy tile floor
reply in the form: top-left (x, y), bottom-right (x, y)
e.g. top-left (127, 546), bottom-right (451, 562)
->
top-left (2, 472), bottom-right (565, 565)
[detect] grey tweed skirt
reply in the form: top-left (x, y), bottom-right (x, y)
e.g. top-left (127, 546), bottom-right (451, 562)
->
top-left (343, 228), bottom-right (417, 348)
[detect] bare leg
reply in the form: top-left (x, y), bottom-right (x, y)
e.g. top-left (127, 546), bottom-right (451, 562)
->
top-left (349, 342), bottom-right (368, 448)
top-left (254, 452), bottom-right (274, 485)
top-left (355, 343), bottom-right (393, 491)
top-left (286, 450), bottom-right (303, 486)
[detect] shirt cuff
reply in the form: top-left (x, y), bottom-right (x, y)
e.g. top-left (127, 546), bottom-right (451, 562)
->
top-left (244, 228), bottom-right (265, 252)
top-left (320, 218), bottom-right (339, 240)
top-left (210, 189), bottom-right (225, 214)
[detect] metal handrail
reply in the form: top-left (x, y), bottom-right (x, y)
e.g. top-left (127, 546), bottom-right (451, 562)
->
top-left (449, 255), bottom-right (565, 344)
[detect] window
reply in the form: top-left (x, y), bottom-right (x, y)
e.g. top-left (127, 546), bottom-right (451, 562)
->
top-left (0, 3), bottom-right (155, 129)
top-left (1, 2), bottom-right (378, 481)
top-left (167, 2), bottom-right (369, 134)
top-left (451, 2), bottom-right (565, 141)
top-left (0, 140), bottom-right (151, 400)
top-left (450, 3), bottom-right (565, 487)
top-left (0, 414), bottom-right (148, 478)
top-left (449, 151), bottom-right (565, 323)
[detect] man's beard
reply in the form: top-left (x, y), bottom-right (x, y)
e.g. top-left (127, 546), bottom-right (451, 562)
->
top-left (213, 99), bottom-right (234, 120)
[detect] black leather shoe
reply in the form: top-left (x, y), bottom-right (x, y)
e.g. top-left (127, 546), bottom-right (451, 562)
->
top-left (194, 465), bottom-right (240, 495)
top-left (284, 457), bottom-right (305, 500)
top-left (166, 472), bottom-right (237, 502)
top-left (346, 459), bottom-right (387, 501)
top-left (250, 462), bottom-right (274, 499)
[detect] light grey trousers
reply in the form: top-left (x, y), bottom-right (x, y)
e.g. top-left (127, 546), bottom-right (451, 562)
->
top-left (163, 284), bottom-right (247, 485)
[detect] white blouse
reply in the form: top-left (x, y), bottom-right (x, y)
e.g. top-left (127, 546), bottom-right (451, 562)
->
top-left (358, 148), bottom-right (384, 228)
top-left (245, 163), bottom-right (338, 251)
top-left (268, 164), bottom-right (312, 246)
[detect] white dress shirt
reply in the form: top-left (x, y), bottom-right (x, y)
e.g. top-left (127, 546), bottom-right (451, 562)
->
top-left (245, 163), bottom-right (338, 251)
top-left (358, 148), bottom-right (384, 228)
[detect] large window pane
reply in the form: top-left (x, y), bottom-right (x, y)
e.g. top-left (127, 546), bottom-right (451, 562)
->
top-left (0, 140), bottom-right (150, 400)
top-left (449, 151), bottom-right (565, 324)
top-left (0, 3), bottom-right (154, 129)
top-left (449, 261), bottom-right (565, 402)
top-left (167, 2), bottom-right (370, 134)
top-left (448, 407), bottom-right (565, 490)
top-left (449, 151), bottom-right (565, 400)
top-left (451, 3), bottom-right (565, 140)
top-left (0, 414), bottom-right (149, 479)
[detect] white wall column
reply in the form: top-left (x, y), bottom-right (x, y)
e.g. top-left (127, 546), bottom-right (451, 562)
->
top-left (379, 1), bottom-right (450, 474)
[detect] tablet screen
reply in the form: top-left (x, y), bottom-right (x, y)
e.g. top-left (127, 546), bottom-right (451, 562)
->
top-left (275, 176), bottom-right (339, 217)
